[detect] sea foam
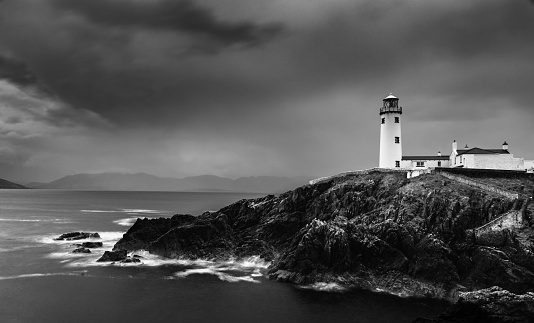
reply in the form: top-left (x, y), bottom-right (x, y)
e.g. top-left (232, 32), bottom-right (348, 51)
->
top-left (298, 282), bottom-right (348, 292)
top-left (113, 217), bottom-right (139, 227)
top-left (0, 271), bottom-right (89, 280)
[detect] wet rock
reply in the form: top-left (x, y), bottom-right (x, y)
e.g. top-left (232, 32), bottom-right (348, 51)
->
top-left (121, 257), bottom-right (141, 263)
top-left (414, 286), bottom-right (534, 322)
top-left (97, 250), bottom-right (127, 262)
top-left (55, 232), bottom-right (100, 241)
top-left (76, 242), bottom-right (103, 248)
top-left (113, 214), bottom-right (195, 251)
top-left (110, 171), bottom-right (534, 300)
top-left (73, 247), bottom-right (91, 253)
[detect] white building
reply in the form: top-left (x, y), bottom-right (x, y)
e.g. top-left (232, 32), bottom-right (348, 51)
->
top-left (378, 94), bottom-right (534, 172)
top-left (378, 94), bottom-right (403, 168)
top-left (449, 141), bottom-right (526, 171)
top-left (401, 152), bottom-right (450, 169)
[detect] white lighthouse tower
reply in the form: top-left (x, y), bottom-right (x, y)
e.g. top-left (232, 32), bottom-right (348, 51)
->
top-left (379, 93), bottom-right (403, 168)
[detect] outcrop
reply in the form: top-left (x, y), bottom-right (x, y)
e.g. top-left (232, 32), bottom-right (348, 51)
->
top-left (76, 242), bottom-right (103, 248)
top-left (414, 286), bottom-right (534, 322)
top-left (55, 232), bottom-right (100, 241)
top-left (97, 250), bottom-right (127, 262)
top-left (73, 247), bottom-right (91, 253)
top-left (109, 171), bottom-right (534, 303)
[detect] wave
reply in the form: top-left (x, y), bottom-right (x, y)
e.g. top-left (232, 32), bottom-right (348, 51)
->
top-left (113, 217), bottom-right (138, 227)
top-left (0, 217), bottom-right (73, 223)
top-left (64, 250), bottom-right (269, 284)
top-left (0, 271), bottom-right (89, 280)
top-left (167, 255), bottom-right (268, 283)
top-left (39, 231), bottom-right (123, 245)
top-left (171, 267), bottom-right (260, 283)
top-left (43, 231), bottom-right (124, 267)
top-left (298, 282), bottom-right (348, 292)
top-left (80, 210), bottom-right (117, 213)
top-left (0, 245), bottom-right (40, 253)
top-left (0, 218), bottom-right (43, 222)
top-left (81, 209), bottom-right (167, 215)
top-left (121, 209), bottom-right (164, 214)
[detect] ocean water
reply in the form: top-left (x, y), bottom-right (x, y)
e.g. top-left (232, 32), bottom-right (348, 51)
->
top-left (0, 190), bottom-right (447, 322)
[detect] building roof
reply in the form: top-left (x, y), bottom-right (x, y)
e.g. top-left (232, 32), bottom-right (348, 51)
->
top-left (402, 155), bottom-right (450, 161)
top-left (456, 147), bottom-right (510, 156)
top-left (384, 93), bottom-right (398, 100)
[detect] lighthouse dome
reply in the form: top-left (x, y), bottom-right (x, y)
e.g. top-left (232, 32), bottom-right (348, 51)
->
top-left (384, 93), bottom-right (398, 100)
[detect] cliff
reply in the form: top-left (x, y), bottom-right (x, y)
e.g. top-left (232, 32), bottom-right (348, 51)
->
top-left (111, 170), bottom-right (534, 303)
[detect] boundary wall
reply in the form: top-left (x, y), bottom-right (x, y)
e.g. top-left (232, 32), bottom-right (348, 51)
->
top-left (435, 171), bottom-right (519, 200)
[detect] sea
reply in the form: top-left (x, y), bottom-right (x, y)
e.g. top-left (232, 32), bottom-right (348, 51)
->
top-left (0, 190), bottom-right (448, 322)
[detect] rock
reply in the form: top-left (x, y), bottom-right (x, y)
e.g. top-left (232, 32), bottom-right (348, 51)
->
top-left (73, 247), bottom-right (91, 253)
top-left (121, 257), bottom-right (141, 263)
top-left (97, 250), bottom-right (127, 262)
top-left (414, 286), bottom-right (534, 322)
top-left (113, 215), bottom-right (195, 251)
top-left (54, 232), bottom-right (100, 241)
top-left (109, 171), bottom-right (534, 300)
top-left (76, 242), bottom-right (103, 248)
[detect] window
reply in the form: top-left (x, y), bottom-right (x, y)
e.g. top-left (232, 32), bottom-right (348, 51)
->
top-left (416, 161), bottom-right (425, 167)
top-left (381, 118), bottom-right (385, 124)
top-left (395, 161), bottom-right (400, 168)
top-left (394, 137), bottom-right (400, 143)
top-left (394, 117), bottom-right (399, 123)
top-left (438, 161), bottom-right (441, 167)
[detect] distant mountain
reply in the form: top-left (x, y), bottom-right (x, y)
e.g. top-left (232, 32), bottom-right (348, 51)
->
top-left (0, 178), bottom-right (27, 189)
top-left (27, 173), bottom-right (315, 193)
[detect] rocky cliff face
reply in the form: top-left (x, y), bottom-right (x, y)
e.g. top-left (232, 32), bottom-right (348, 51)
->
top-left (414, 286), bottom-right (534, 323)
top-left (112, 171), bottom-right (534, 301)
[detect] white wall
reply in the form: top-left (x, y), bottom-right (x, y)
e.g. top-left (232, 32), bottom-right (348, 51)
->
top-left (524, 160), bottom-right (534, 171)
top-left (401, 159), bottom-right (449, 169)
top-left (379, 112), bottom-right (402, 168)
top-left (456, 154), bottom-right (525, 170)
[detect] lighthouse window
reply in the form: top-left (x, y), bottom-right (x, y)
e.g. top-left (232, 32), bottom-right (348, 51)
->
top-left (395, 161), bottom-right (400, 168)
top-left (381, 118), bottom-right (385, 124)
top-left (394, 117), bottom-right (399, 123)
top-left (395, 137), bottom-right (400, 143)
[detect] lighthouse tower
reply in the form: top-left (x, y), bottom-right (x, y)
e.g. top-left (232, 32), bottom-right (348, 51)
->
top-left (379, 93), bottom-right (403, 168)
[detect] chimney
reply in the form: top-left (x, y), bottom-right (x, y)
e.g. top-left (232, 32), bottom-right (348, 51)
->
top-left (452, 140), bottom-right (457, 152)
top-left (503, 141), bottom-right (509, 150)
top-left (438, 151), bottom-right (442, 156)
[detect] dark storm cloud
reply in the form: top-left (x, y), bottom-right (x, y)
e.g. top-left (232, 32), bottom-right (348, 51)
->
top-left (2, 0), bottom-right (533, 130)
top-left (0, 55), bottom-right (37, 86)
top-left (52, 0), bottom-right (283, 49)
top-left (1, 0), bottom-right (534, 180)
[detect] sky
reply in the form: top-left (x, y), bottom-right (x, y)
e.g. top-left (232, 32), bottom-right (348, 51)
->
top-left (0, 0), bottom-right (533, 183)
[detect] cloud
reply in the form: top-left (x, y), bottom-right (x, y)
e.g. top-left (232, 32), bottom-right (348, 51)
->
top-left (52, 0), bottom-right (284, 50)
top-left (0, 55), bottom-right (37, 87)
top-left (0, 0), bottom-right (533, 182)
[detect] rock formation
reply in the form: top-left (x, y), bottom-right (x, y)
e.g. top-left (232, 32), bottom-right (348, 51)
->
top-left (108, 171), bottom-right (534, 304)
top-left (414, 286), bottom-right (534, 322)
top-left (54, 232), bottom-right (100, 241)
top-left (73, 247), bottom-right (91, 253)
top-left (97, 250), bottom-right (127, 262)
top-left (76, 242), bottom-right (103, 248)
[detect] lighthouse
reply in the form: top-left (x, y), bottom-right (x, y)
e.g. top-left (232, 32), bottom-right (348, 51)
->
top-left (379, 93), bottom-right (402, 168)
